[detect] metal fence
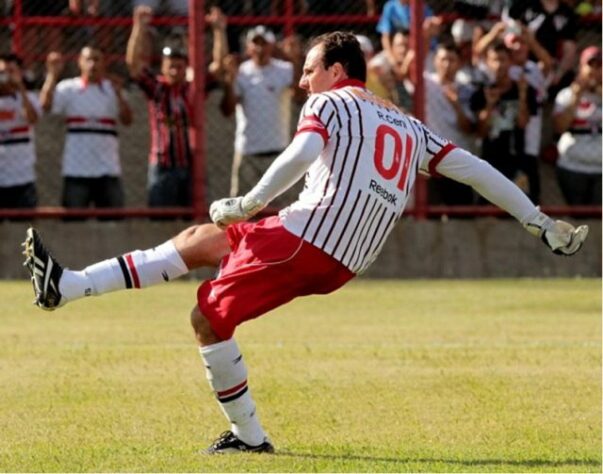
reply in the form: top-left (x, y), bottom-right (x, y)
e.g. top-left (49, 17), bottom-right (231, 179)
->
top-left (0, 0), bottom-right (600, 219)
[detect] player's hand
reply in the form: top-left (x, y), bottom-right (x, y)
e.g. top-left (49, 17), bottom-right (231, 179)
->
top-left (133, 5), bottom-right (153, 27)
top-left (209, 196), bottom-right (264, 229)
top-left (45, 52), bottom-right (64, 77)
top-left (542, 220), bottom-right (589, 256)
top-left (524, 213), bottom-right (589, 256)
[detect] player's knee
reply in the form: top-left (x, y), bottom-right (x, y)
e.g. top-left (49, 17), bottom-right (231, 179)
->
top-left (190, 305), bottom-right (222, 346)
top-left (173, 223), bottom-right (229, 268)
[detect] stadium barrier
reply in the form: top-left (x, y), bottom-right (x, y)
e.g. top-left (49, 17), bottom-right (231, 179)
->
top-left (0, 0), bottom-right (600, 220)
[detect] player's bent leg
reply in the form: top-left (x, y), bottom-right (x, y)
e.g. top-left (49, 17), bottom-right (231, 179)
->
top-left (172, 223), bottom-right (230, 269)
top-left (190, 305), bottom-right (274, 455)
top-left (22, 224), bottom-right (230, 310)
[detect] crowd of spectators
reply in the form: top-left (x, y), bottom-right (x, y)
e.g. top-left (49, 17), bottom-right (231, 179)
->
top-left (0, 0), bottom-right (600, 215)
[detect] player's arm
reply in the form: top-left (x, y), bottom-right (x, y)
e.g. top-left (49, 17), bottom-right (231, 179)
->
top-left (40, 52), bottom-right (63, 113)
top-left (433, 147), bottom-right (588, 255)
top-left (210, 131), bottom-right (324, 228)
top-left (126, 6), bottom-right (152, 80)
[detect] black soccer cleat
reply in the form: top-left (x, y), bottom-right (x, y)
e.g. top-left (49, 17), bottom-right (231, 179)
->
top-left (22, 227), bottom-right (64, 311)
top-left (203, 431), bottom-right (275, 455)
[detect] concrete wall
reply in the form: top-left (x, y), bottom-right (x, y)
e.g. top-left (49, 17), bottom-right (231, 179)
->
top-left (1, 219), bottom-right (600, 280)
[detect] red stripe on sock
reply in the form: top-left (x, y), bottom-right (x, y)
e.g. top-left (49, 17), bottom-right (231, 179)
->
top-left (217, 379), bottom-right (247, 397)
top-left (125, 254), bottom-right (141, 288)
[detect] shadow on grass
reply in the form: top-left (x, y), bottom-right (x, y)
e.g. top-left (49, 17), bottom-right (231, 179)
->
top-left (274, 451), bottom-right (602, 469)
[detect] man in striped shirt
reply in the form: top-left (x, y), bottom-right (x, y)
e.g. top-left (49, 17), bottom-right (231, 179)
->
top-left (40, 46), bottom-right (133, 210)
top-left (126, 5), bottom-right (227, 208)
top-left (25, 32), bottom-right (588, 454)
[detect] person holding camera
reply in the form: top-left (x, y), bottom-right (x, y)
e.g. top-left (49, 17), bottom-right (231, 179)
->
top-left (0, 54), bottom-right (41, 210)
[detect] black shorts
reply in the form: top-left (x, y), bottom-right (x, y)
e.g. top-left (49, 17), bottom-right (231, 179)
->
top-left (62, 176), bottom-right (124, 208)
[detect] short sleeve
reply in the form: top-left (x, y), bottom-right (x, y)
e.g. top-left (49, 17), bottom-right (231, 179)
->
top-left (376, 3), bottom-right (394, 34)
top-left (295, 94), bottom-right (340, 146)
top-left (51, 80), bottom-right (69, 115)
top-left (553, 87), bottom-right (572, 115)
top-left (280, 61), bottom-right (294, 89)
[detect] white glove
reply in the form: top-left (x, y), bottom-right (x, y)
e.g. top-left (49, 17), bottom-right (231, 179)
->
top-left (524, 212), bottom-right (589, 256)
top-left (209, 195), bottom-right (265, 229)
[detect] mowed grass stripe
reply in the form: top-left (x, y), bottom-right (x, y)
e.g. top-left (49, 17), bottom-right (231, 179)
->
top-left (0, 279), bottom-right (600, 472)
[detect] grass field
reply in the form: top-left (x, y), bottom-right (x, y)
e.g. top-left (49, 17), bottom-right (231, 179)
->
top-left (0, 279), bottom-right (601, 473)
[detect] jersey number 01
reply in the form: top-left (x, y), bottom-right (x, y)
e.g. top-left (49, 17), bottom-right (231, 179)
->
top-left (373, 124), bottom-right (414, 192)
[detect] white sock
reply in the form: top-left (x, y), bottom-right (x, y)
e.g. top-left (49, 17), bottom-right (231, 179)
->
top-left (59, 240), bottom-right (188, 302)
top-left (200, 339), bottom-right (266, 446)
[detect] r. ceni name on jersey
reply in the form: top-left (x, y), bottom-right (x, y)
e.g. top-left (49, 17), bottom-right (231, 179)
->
top-left (375, 110), bottom-right (405, 127)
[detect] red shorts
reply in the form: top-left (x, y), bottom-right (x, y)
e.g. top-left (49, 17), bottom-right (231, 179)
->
top-left (197, 216), bottom-right (355, 340)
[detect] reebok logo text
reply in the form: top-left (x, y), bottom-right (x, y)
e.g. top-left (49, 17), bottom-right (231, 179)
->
top-left (369, 180), bottom-right (398, 205)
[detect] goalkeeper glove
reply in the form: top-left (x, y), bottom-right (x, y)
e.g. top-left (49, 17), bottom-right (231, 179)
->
top-left (523, 211), bottom-right (589, 256)
top-left (209, 195), bottom-right (265, 229)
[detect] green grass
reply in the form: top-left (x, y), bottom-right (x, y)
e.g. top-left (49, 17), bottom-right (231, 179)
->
top-left (0, 279), bottom-right (600, 472)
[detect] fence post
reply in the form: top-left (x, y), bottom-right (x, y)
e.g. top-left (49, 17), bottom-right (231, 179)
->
top-left (410, 0), bottom-right (427, 219)
top-left (189, 0), bottom-right (206, 221)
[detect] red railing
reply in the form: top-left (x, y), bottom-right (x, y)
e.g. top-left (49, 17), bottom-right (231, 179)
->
top-left (1, 0), bottom-right (600, 220)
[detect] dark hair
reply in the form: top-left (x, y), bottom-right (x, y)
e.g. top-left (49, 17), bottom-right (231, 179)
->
top-left (0, 53), bottom-right (23, 68)
top-left (310, 31), bottom-right (366, 82)
top-left (393, 28), bottom-right (410, 38)
top-left (486, 41), bottom-right (510, 56)
top-left (435, 41), bottom-right (460, 56)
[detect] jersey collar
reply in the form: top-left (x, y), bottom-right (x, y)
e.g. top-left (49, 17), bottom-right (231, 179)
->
top-left (330, 78), bottom-right (366, 90)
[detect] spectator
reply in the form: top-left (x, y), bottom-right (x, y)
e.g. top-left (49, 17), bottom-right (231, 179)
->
top-left (355, 34), bottom-right (390, 100)
top-left (368, 29), bottom-right (414, 110)
top-left (126, 5), bottom-right (228, 208)
top-left (221, 26), bottom-right (301, 202)
top-left (475, 21), bottom-right (554, 203)
top-left (448, 19), bottom-right (482, 85)
top-left (425, 43), bottom-right (477, 205)
top-left (504, 0), bottom-right (578, 96)
top-left (0, 54), bottom-right (41, 210)
top-left (376, 0), bottom-right (434, 64)
top-left (553, 46), bottom-right (602, 205)
top-left (470, 42), bottom-right (538, 184)
top-left (40, 46), bottom-right (133, 211)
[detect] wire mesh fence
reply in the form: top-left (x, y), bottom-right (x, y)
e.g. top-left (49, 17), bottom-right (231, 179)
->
top-left (0, 0), bottom-right (600, 218)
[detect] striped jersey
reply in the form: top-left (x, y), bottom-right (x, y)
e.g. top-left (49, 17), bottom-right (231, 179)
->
top-left (279, 79), bottom-right (456, 274)
top-left (137, 68), bottom-right (193, 169)
top-left (52, 77), bottom-right (123, 177)
top-left (0, 91), bottom-right (40, 186)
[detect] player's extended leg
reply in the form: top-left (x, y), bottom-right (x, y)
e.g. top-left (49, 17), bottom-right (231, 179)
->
top-left (22, 224), bottom-right (230, 310)
top-left (190, 306), bottom-right (274, 454)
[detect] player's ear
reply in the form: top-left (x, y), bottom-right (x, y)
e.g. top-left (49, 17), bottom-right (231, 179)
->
top-left (331, 62), bottom-right (346, 80)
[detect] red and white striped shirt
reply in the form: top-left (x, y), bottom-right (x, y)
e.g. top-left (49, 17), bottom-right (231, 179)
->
top-left (137, 68), bottom-right (193, 169)
top-left (280, 79), bottom-right (456, 274)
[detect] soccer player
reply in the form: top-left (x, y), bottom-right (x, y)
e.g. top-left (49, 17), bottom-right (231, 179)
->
top-left (23, 32), bottom-right (588, 454)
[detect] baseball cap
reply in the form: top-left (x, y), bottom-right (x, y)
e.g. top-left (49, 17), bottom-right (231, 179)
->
top-left (580, 46), bottom-right (602, 66)
top-left (246, 25), bottom-right (276, 44)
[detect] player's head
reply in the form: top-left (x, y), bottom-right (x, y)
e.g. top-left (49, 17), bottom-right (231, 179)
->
top-left (300, 31), bottom-right (366, 95)
top-left (485, 41), bottom-right (511, 82)
top-left (161, 46), bottom-right (188, 85)
top-left (0, 53), bottom-right (23, 95)
top-left (245, 26), bottom-right (275, 67)
top-left (78, 45), bottom-right (105, 82)
top-left (578, 46), bottom-right (602, 88)
top-left (433, 42), bottom-right (460, 81)
top-left (391, 29), bottom-right (410, 63)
